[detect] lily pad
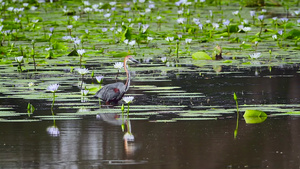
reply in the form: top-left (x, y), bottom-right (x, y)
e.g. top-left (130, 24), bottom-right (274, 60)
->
top-left (192, 52), bottom-right (212, 60)
top-left (244, 116), bottom-right (267, 124)
top-left (243, 110), bottom-right (267, 117)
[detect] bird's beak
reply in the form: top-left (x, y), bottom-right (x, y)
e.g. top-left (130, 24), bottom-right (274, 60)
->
top-left (129, 57), bottom-right (139, 64)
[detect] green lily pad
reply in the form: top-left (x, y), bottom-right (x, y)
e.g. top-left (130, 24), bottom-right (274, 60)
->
top-left (192, 52), bottom-right (212, 60)
top-left (243, 110), bottom-right (267, 117)
top-left (244, 116), bottom-right (267, 124)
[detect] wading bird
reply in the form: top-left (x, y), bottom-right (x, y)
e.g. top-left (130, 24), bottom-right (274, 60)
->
top-left (95, 55), bottom-right (138, 103)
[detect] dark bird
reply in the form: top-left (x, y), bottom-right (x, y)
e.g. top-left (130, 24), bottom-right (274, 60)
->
top-left (94, 55), bottom-right (138, 103)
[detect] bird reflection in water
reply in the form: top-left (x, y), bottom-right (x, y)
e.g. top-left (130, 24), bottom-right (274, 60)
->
top-left (94, 55), bottom-right (139, 104)
top-left (97, 112), bottom-right (139, 158)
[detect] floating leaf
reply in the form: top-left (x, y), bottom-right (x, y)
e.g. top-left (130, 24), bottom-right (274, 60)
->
top-left (285, 29), bottom-right (300, 39)
top-left (243, 110), bottom-right (267, 117)
top-left (192, 52), bottom-right (212, 60)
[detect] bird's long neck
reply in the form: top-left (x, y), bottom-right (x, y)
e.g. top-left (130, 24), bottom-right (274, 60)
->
top-left (124, 58), bottom-right (131, 92)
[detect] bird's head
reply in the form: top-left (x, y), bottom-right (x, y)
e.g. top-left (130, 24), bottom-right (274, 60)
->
top-left (125, 55), bottom-right (139, 64)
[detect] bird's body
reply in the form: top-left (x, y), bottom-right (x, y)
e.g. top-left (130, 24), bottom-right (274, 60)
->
top-left (94, 55), bottom-right (138, 103)
top-left (95, 82), bottom-right (126, 103)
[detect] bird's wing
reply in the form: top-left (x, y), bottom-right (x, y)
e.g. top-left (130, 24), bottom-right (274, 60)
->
top-left (95, 82), bottom-right (125, 102)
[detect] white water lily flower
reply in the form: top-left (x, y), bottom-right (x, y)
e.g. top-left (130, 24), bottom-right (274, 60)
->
top-left (102, 28), bottom-right (107, 32)
top-left (165, 37), bottom-right (174, 42)
top-left (114, 62), bottom-right (123, 69)
top-left (62, 36), bottom-right (72, 40)
top-left (147, 36), bottom-right (153, 41)
top-left (212, 23), bottom-right (219, 29)
top-left (76, 68), bottom-right (89, 75)
top-left (123, 96), bottom-right (134, 104)
top-left (142, 24), bottom-right (149, 33)
top-left (161, 57), bottom-right (167, 63)
top-left (30, 6), bottom-right (38, 11)
top-left (129, 40), bottom-right (136, 46)
top-left (77, 49), bottom-right (86, 56)
top-left (83, 7), bottom-right (92, 13)
top-left (124, 39), bottom-right (129, 45)
top-left (157, 16), bottom-right (162, 20)
top-left (96, 76), bottom-right (104, 83)
top-left (242, 27), bottom-right (251, 32)
top-left (177, 10), bottom-right (183, 15)
top-left (124, 7), bottom-right (131, 12)
top-left (45, 47), bottom-right (51, 51)
top-left (232, 11), bottom-right (239, 16)
top-left (223, 19), bottom-right (230, 26)
top-left (185, 38), bottom-right (192, 44)
top-left (258, 15), bottom-right (264, 21)
top-left (177, 18), bottom-right (185, 24)
top-left (83, 1), bottom-right (90, 6)
top-left (15, 56), bottom-right (23, 63)
top-left (81, 89), bottom-right (89, 96)
top-left (28, 82), bottom-right (35, 87)
top-left (49, 27), bottom-right (54, 33)
top-left (67, 25), bottom-right (73, 29)
top-left (109, 2), bottom-right (117, 6)
top-left (47, 84), bottom-right (59, 93)
top-left (73, 15), bottom-right (80, 21)
top-left (104, 13), bottom-right (111, 18)
top-left (280, 17), bottom-right (288, 23)
top-left (272, 34), bottom-right (277, 40)
top-left (249, 53), bottom-right (261, 59)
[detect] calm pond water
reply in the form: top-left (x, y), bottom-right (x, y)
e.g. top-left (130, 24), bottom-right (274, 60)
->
top-left (1, 0), bottom-right (300, 168)
top-left (0, 65), bottom-right (299, 169)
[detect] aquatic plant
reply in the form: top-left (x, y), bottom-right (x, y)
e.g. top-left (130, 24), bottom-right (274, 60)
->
top-left (114, 62), bottom-right (124, 78)
top-left (27, 103), bottom-right (35, 117)
top-left (47, 84), bottom-right (59, 109)
top-left (81, 89), bottom-right (89, 96)
top-left (165, 36), bottom-right (174, 55)
top-left (76, 68), bottom-right (89, 89)
top-left (257, 15), bottom-right (264, 37)
top-left (15, 56), bottom-right (23, 72)
top-left (123, 96), bottom-right (134, 117)
top-left (223, 19), bottom-right (230, 40)
top-left (77, 49), bottom-right (86, 68)
top-left (250, 10), bottom-right (256, 25)
top-left (249, 53), bottom-right (261, 59)
top-left (31, 40), bottom-right (37, 71)
top-left (96, 76), bottom-right (104, 88)
top-left (233, 92), bottom-right (239, 139)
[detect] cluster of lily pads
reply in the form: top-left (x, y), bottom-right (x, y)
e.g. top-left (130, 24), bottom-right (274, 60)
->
top-left (0, 0), bottom-right (300, 129)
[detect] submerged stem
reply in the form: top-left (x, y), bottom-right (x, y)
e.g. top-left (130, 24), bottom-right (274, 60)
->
top-left (51, 92), bottom-right (56, 110)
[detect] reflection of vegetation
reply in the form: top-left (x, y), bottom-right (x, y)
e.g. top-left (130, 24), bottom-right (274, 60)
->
top-left (233, 92), bottom-right (239, 139)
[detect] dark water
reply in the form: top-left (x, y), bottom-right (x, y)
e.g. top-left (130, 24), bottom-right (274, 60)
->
top-left (1, 117), bottom-right (300, 169)
top-left (0, 65), bottom-right (299, 169)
